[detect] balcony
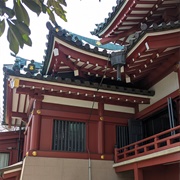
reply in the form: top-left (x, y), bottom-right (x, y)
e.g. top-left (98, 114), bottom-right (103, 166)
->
top-left (114, 125), bottom-right (180, 163)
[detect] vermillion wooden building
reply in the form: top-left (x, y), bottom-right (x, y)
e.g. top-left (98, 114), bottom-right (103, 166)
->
top-left (0, 0), bottom-right (180, 180)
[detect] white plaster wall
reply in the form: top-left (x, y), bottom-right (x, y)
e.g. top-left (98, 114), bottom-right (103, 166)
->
top-left (20, 157), bottom-right (134, 180)
top-left (105, 104), bottom-right (134, 114)
top-left (43, 95), bottom-right (135, 114)
top-left (43, 95), bottom-right (98, 109)
top-left (139, 72), bottom-right (179, 111)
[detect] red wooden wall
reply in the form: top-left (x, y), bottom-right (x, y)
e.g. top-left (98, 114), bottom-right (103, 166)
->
top-left (0, 131), bottom-right (24, 166)
top-left (34, 102), bottom-right (132, 159)
top-left (143, 163), bottom-right (179, 180)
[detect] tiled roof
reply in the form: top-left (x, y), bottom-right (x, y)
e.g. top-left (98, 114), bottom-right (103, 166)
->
top-left (42, 22), bottom-right (112, 76)
top-left (124, 20), bottom-right (180, 88)
top-left (91, 0), bottom-right (161, 37)
top-left (3, 66), bottom-right (155, 97)
top-left (91, 0), bottom-right (124, 37)
top-left (126, 20), bottom-right (180, 53)
top-left (2, 59), bottom-right (155, 126)
top-left (91, 0), bottom-right (180, 45)
top-left (42, 22), bottom-right (128, 84)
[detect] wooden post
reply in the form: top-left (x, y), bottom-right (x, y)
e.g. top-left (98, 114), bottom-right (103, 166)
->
top-left (134, 104), bottom-right (139, 114)
top-left (114, 148), bottom-right (118, 163)
top-left (135, 144), bottom-right (138, 156)
top-left (98, 102), bottom-right (104, 155)
top-left (124, 147), bottom-right (127, 159)
top-left (30, 98), bottom-right (42, 151)
top-left (154, 136), bottom-right (158, 149)
top-left (134, 163), bottom-right (143, 180)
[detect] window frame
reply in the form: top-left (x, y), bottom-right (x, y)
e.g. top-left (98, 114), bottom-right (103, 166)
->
top-left (52, 119), bottom-right (86, 152)
top-left (0, 152), bottom-right (10, 169)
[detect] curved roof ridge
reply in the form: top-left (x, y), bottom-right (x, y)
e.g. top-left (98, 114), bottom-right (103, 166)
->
top-left (91, 0), bottom-right (124, 36)
top-left (47, 21), bottom-right (123, 51)
top-left (69, 32), bottom-right (123, 51)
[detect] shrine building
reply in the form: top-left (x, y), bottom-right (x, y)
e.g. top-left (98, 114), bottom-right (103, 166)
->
top-left (0, 0), bottom-right (180, 179)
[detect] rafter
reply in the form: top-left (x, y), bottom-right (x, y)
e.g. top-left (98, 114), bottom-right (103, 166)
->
top-left (138, 50), bottom-right (180, 88)
top-left (57, 46), bottom-right (77, 71)
top-left (11, 112), bottom-right (28, 120)
top-left (99, 0), bottom-right (166, 45)
top-left (16, 81), bottom-right (151, 105)
top-left (57, 43), bottom-right (109, 67)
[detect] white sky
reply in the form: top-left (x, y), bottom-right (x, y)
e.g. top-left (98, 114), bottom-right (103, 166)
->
top-left (0, 0), bottom-right (116, 64)
top-left (0, 0), bottom-right (117, 122)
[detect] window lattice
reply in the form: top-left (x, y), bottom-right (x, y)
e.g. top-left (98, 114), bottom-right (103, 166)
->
top-left (52, 120), bottom-right (86, 152)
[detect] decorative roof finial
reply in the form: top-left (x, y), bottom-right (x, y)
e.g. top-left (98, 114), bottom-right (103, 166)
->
top-left (24, 60), bottom-right (38, 75)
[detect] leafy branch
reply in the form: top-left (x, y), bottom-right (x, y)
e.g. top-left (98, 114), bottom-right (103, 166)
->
top-left (0, 0), bottom-right (67, 54)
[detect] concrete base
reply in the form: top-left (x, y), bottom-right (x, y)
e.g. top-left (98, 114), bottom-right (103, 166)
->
top-left (20, 157), bottom-right (134, 180)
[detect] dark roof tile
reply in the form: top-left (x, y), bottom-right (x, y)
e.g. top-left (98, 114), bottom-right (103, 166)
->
top-left (3, 64), bottom-right (155, 97)
top-left (127, 21), bottom-right (180, 53)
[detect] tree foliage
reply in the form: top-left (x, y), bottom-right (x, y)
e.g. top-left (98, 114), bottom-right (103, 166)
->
top-left (0, 0), bottom-right (67, 54)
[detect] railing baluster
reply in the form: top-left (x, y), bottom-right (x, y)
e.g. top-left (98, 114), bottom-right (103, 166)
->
top-left (124, 147), bottom-right (127, 158)
top-left (154, 136), bottom-right (158, 149)
top-left (114, 148), bottom-right (118, 162)
top-left (135, 144), bottom-right (138, 155)
top-left (167, 139), bottom-right (171, 146)
top-left (115, 125), bottom-right (180, 163)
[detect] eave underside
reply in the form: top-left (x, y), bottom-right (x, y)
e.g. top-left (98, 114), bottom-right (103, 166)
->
top-left (125, 29), bottom-right (180, 88)
top-left (4, 76), bottom-right (153, 127)
top-left (95, 0), bottom-right (180, 45)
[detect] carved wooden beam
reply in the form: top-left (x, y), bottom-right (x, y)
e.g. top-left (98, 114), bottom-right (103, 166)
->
top-left (16, 81), bottom-right (151, 105)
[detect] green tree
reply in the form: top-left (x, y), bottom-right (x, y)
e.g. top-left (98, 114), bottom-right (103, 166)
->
top-left (0, 0), bottom-right (67, 54)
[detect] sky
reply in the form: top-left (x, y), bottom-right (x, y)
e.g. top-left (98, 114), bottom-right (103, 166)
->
top-left (0, 0), bottom-right (117, 126)
top-left (0, 0), bottom-right (117, 64)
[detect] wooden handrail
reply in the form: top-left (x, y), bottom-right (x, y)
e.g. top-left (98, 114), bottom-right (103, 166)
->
top-left (114, 125), bottom-right (180, 163)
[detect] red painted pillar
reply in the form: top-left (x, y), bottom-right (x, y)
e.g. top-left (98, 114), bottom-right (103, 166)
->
top-left (30, 99), bottom-right (42, 151)
top-left (134, 163), bottom-right (143, 180)
top-left (98, 102), bottom-right (104, 155)
top-left (134, 104), bottom-right (139, 114)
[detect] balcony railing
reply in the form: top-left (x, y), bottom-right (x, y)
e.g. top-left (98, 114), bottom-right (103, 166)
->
top-left (114, 125), bottom-right (180, 163)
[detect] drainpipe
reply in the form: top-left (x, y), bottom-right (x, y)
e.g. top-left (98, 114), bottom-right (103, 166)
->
top-left (88, 158), bottom-right (91, 180)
